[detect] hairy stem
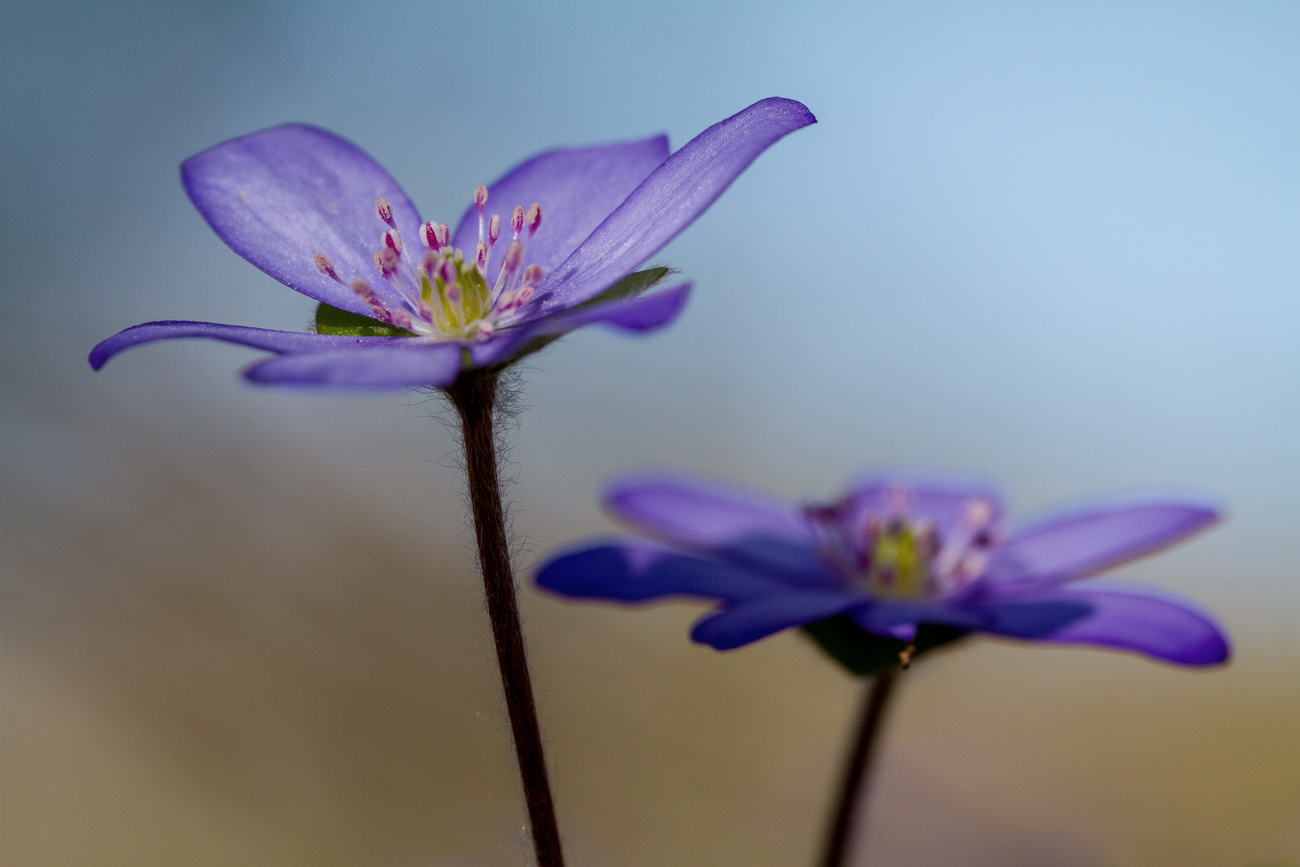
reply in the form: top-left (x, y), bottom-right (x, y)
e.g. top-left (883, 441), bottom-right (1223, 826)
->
top-left (817, 669), bottom-right (900, 867)
top-left (447, 371), bottom-right (564, 867)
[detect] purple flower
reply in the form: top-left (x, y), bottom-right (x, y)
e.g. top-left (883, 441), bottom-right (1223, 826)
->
top-left (535, 470), bottom-right (1230, 667)
top-left (90, 98), bottom-right (815, 388)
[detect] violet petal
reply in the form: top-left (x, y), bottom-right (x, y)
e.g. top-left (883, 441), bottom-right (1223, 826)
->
top-left (991, 500), bottom-right (1220, 581)
top-left (182, 124), bottom-right (422, 317)
top-left (89, 320), bottom-right (394, 370)
top-left (846, 473), bottom-right (1005, 540)
top-left (535, 540), bottom-right (784, 603)
top-left (242, 341), bottom-right (463, 389)
top-left (690, 590), bottom-right (866, 650)
top-left (604, 469), bottom-right (819, 549)
top-left (1028, 582), bottom-right (1230, 665)
top-left (466, 283), bottom-right (692, 371)
top-left (449, 136), bottom-right (671, 287)
top-left (528, 97), bottom-right (816, 316)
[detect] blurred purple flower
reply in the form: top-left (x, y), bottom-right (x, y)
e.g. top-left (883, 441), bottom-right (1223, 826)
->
top-left (90, 98), bottom-right (815, 388)
top-left (536, 471), bottom-right (1230, 666)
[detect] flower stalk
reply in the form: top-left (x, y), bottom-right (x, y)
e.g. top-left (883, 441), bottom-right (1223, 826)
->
top-left (818, 668), bottom-right (901, 867)
top-left (447, 371), bottom-right (564, 867)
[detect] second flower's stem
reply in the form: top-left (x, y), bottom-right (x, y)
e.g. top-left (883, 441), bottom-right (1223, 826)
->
top-left (448, 371), bottom-right (565, 867)
top-left (817, 668), bottom-right (900, 867)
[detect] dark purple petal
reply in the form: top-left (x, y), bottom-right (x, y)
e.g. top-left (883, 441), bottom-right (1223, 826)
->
top-left (604, 470), bottom-right (819, 550)
top-left (535, 539), bottom-right (785, 603)
top-left (853, 600), bottom-right (987, 632)
top-left (467, 283), bottom-right (692, 371)
top-left (242, 340), bottom-right (462, 389)
top-left (89, 320), bottom-right (395, 370)
top-left (1020, 582), bottom-right (1230, 665)
top-left (450, 136), bottom-right (671, 286)
top-left (973, 597), bottom-right (1095, 638)
top-left (182, 124), bottom-right (422, 317)
top-left (990, 500), bottom-right (1220, 581)
top-left (690, 590), bottom-right (866, 650)
top-left (528, 98), bottom-right (817, 316)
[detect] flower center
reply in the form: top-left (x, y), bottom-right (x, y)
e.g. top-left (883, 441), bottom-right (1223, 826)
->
top-left (312, 188), bottom-right (544, 341)
top-left (808, 489), bottom-right (1001, 600)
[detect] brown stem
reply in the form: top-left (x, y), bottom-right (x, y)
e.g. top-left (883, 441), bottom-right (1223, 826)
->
top-left (447, 371), bottom-right (564, 867)
top-left (817, 669), bottom-right (900, 867)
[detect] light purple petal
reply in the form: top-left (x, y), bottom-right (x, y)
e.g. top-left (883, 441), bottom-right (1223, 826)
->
top-left (1021, 582), bottom-right (1230, 666)
top-left (528, 97), bottom-right (816, 316)
top-left (535, 539), bottom-right (785, 603)
top-left (89, 320), bottom-right (396, 370)
top-left (528, 282), bottom-right (692, 334)
top-left (991, 500), bottom-right (1220, 581)
top-left (604, 470), bottom-right (818, 550)
top-left (242, 340), bottom-right (463, 389)
top-left (690, 590), bottom-right (866, 650)
top-left (466, 283), bottom-right (692, 371)
top-left (449, 135), bottom-right (671, 286)
top-left (182, 124), bottom-right (422, 316)
top-left (845, 473), bottom-right (1006, 540)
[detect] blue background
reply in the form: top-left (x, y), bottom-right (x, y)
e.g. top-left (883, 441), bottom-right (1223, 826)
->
top-left (3, 2), bottom-right (1298, 864)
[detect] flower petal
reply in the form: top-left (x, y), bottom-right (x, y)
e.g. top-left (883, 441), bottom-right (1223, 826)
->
top-left (991, 499), bottom-right (1220, 580)
top-left (466, 283), bottom-right (692, 371)
top-left (845, 473), bottom-right (1006, 539)
top-left (1019, 582), bottom-right (1230, 666)
top-left (604, 470), bottom-right (819, 550)
top-left (528, 97), bottom-right (817, 316)
top-left (691, 590), bottom-right (866, 650)
top-left (242, 340), bottom-right (463, 389)
top-left (88, 320), bottom-right (393, 370)
top-left (450, 135), bottom-right (671, 286)
top-left (535, 539), bottom-right (784, 603)
top-left (853, 600), bottom-right (988, 632)
top-left (973, 597), bottom-right (1096, 638)
top-left (532, 281), bottom-right (692, 334)
top-left (182, 124), bottom-right (422, 316)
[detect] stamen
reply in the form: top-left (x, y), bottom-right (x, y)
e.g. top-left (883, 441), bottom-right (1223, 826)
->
top-left (349, 279), bottom-right (377, 304)
top-left (501, 239), bottom-right (523, 273)
top-left (438, 258), bottom-right (457, 286)
top-left (376, 247), bottom-right (400, 275)
top-left (475, 240), bottom-right (488, 271)
top-left (511, 205), bottom-right (525, 238)
top-left (313, 253), bottom-right (339, 281)
top-left (383, 229), bottom-right (403, 255)
top-left (474, 184), bottom-right (489, 245)
top-left (488, 213), bottom-right (501, 244)
top-left (521, 264), bottom-right (543, 287)
top-left (375, 197), bottom-right (395, 228)
top-left (349, 278), bottom-right (390, 322)
top-left (420, 250), bottom-right (439, 276)
top-left (526, 202), bottom-right (542, 234)
top-left (420, 221), bottom-right (441, 249)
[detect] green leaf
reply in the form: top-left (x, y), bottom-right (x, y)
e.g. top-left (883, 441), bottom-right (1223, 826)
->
top-left (571, 266), bottom-right (671, 311)
top-left (802, 617), bottom-right (967, 677)
top-left (314, 302), bottom-right (413, 337)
